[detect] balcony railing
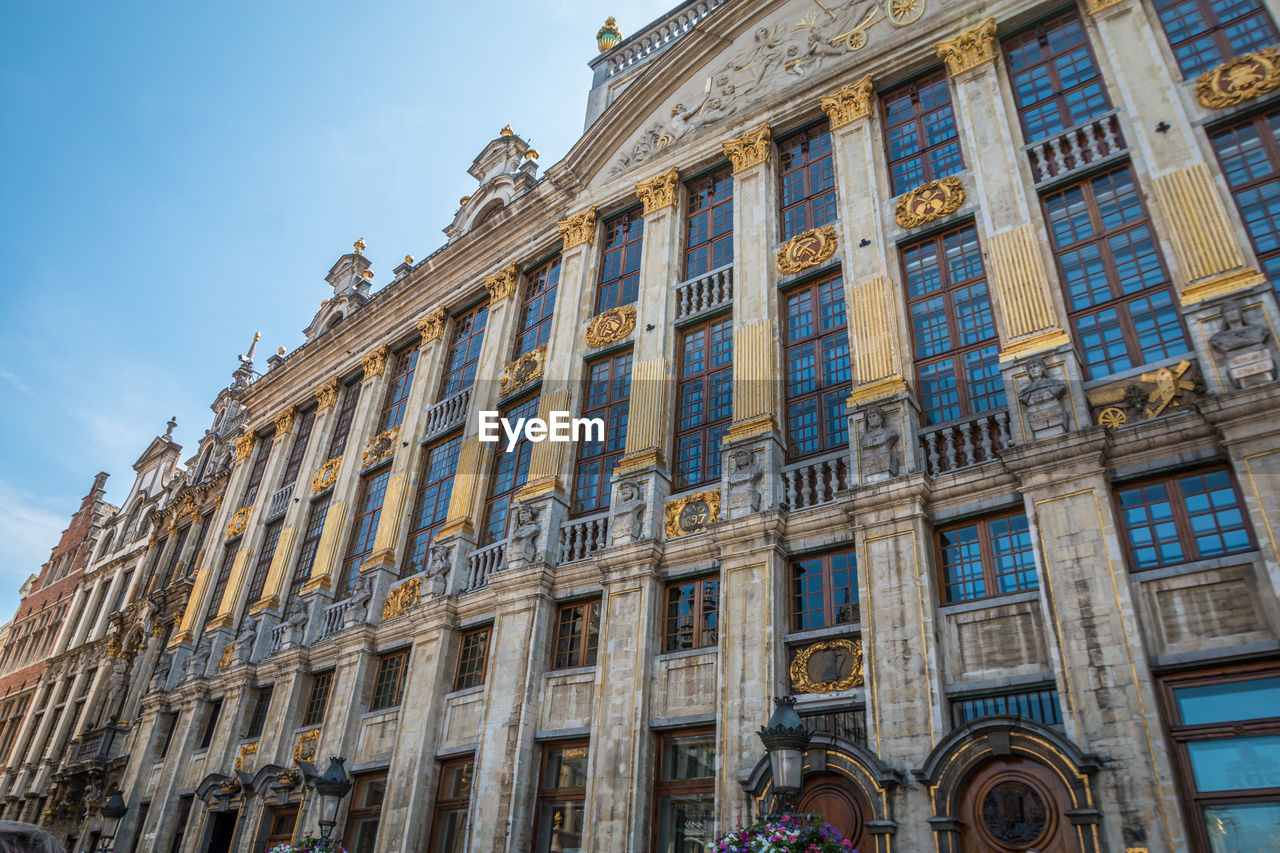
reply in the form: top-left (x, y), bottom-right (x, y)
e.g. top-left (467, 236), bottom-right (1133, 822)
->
top-left (268, 622), bottom-right (290, 655)
top-left (675, 264), bottom-right (733, 320)
top-left (596, 0), bottom-right (724, 79)
top-left (1025, 110), bottom-right (1124, 185)
top-left (264, 483), bottom-right (294, 522)
top-left (424, 387), bottom-right (471, 441)
top-left (558, 513), bottom-right (609, 564)
top-left (69, 726), bottom-right (124, 766)
top-left (920, 411), bottom-right (1012, 476)
top-left (783, 451), bottom-right (849, 510)
top-left (465, 542), bottom-right (504, 592)
top-left (319, 597), bottom-right (357, 639)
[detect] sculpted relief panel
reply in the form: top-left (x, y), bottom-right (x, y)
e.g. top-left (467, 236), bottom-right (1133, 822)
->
top-left (607, 0), bottom-right (931, 177)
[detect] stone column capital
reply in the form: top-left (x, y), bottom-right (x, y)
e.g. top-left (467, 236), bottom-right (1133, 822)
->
top-left (722, 121), bottom-right (772, 174)
top-left (635, 166), bottom-right (680, 216)
top-left (819, 74), bottom-right (875, 130)
top-left (936, 17), bottom-right (997, 77)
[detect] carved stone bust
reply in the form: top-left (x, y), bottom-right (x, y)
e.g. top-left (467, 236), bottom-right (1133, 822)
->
top-left (1210, 298), bottom-right (1275, 388)
top-left (611, 480), bottom-right (646, 544)
top-left (727, 448), bottom-right (763, 516)
top-left (346, 575), bottom-right (372, 626)
top-left (510, 504), bottom-right (541, 564)
top-left (1017, 357), bottom-right (1070, 438)
top-left (426, 543), bottom-right (451, 595)
top-left (859, 406), bottom-right (900, 482)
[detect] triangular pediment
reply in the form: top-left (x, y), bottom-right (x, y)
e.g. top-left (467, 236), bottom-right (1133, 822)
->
top-left (132, 435), bottom-right (181, 473)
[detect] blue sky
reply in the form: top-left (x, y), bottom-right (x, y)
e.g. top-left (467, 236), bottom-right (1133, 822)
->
top-left (0, 0), bottom-right (672, 618)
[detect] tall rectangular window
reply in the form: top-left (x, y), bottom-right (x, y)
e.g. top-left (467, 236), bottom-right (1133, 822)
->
top-left (288, 495), bottom-right (330, 603)
top-left (279, 408), bottom-right (316, 488)
top-left (339, 469), bottom-right (392, 595)
top-left (1115, 466), bottom-right (1253, 571)
top-left (240, 431), bottom-right (275, 507)
top-left (207, 546), bottom-right (238, 617)
top-left (684, 166), bottom-right (734, 278)
top-left (1152, 0), bottom-right (1278, 78)
top-left (790, 547), bottom-right (858, 632)
top-left (1004, 11), bottom-right (1113, 143)
top-left (902, 223), bottom-right (1004, 426)
top-left (244, 520), bottom-right (283, 606)
top-left (343, 771), bottom-right (388, 853)
top-left (571, 350), bottom-right (632, 515)
top-left (428, 758), bottom-right (474, 852)
top-left (197, 698), bottom-right (222, 750)
top-left (454, 628), bottom-right (490, 691)
top-left (159, 525), bottom-right (190, 589)
top-left (882, 70), bottom-right (963, 195)
top-left (370, 650), bottom-right (409, 711)
top-left (595, 210), bottom-right (644, 313)
top-left (515, 256), bottom-right (560, 357)
top-left (779, 122), bottom-right (837, 241)
top-left (533, 743), bottom-right (588, 853)
top-left (439, 301), bottom-right (489, 400)
top-left (405, 433), bottom-right (464, 576)
top-left (664, 577), bottom-right (719, 652)
top-left (302, 671), bottom-right (333, 727)
top-left (552, 601), bottom-right (601, 669)
top-left (784, 274), bottom-right (851, 459)
top-left (675, 316), bottom-right (733, 490)
top-left (654, 730), bottom-right (715, 853)
top-left (167, 796), bottom-right (194, 853)
top-left (481, 393), bottom-right (539, 544)
top-left (327, 380), bottom-right (363, 461)
top-left (1211, 108), bottom-right (1280, 296)
top-left (244, 685), bottom-right (273, 739)
top-left (938, 511), bottom-right (1038, 603)
top-left (157, 710), bottom-right (180, 759)
top-left (377, 345), bottom-right (419, 433)
top-left (185, 512), bottom-right (211, 581)
top-left (1043, 165), bottom-right (1189, 379)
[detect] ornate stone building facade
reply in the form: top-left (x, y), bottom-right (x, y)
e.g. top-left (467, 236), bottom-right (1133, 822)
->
top-left (9, 0), bottom-right (1280, 851)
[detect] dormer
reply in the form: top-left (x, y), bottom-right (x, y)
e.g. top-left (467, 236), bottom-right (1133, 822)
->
top-left (303, 239), bottom-right (375, 342)
top-left (444, 126), bottom-right (540, 240)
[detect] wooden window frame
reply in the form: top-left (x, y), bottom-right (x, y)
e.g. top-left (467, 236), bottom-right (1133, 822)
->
top-left (1210, 108), bottom-right (1280, 296)
top-left (453, 628), bottom-right (490, 691)
top-left (370, 649), bottom-right (409, 712)
top-left (343, 770), bottom-right (388, 853)
top-left (881, 69), bottom-right (963, 195)
top-left (1114, 465), bottom-right (1255, 572)
top-left (532, 741), bottom-right (589, 853)
top-left (404, 432), bottom-right (464, 576)
top-left (288, 495), bottom-right (330, 604)
top-left (480, 393), bottom-right (539, 545)
top-left (428, 757), bottom-right (474, 852)
top-left (301, 670), bottom-right (333, 728)
top-left (552, 600), bottom-right (601, 670)
top-left (901, 222), bottom-right (1004, 427)
top-left (439, 300), bottom-right (490, 401)
top-left (1002, 10), bottom-right (1113, 144)
top-left (778, 121), bottom-right (837, 241)
top-left (571, 349), bottom-right (632, 516)
top-left (197, 698), bottom-right (222, 750)
top-left (244, 684), bottom-right (273, 739)
top-left (595, 209), bottom-right (645, 313)
top-left (327, 379), bottom-right (363, 461)
top-left (683, 165), bottom-right (734, 279)
top-left (674, 315), bottom-right (733, 491)
top-left (789, 547), bottom-right (859, 632)
top-left (338, 467), bottom-right (392, 595)
top-left (244, 520), bottom-right (284, 606)
top-left (515, 255), bottom-right (561, 357)
top-left (663, 576), bottom-right (719, 653)
top-left (652, 728), bottom-right (717, 853)
top-left (936, 510), bottom-right (1038, 604)
top-left (279, 407), bottom-right (317, 489)
top-left (158, 525), bottom-right (190, 590)
top-left (377, 344), bottom-right (420, 433)
top-left (208, 546), bottom-right (238, 617)
top-left (782, 272), bottom-right (852, 460)
top-left (240, 430), bottom-right (276, 507)
top-left (1152, 0), bottom-right (1279, 78)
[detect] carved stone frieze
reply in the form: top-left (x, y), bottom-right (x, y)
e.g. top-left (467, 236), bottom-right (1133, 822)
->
top-left (664, 490), bottom-right (722, 539)
top-left (1195, 47), bottom-right (1280, 109)
top-left (557, 206), bottom-right (598, 251)
top-left (776, 225), bottom-right (839, 274)
top-left (722, 122), bottom-right (772, 173)
top-left (936, 17), bottom-right (997, 77)
top-left (895, 175), bottom-right (965, 228)
top-left (819, 74), bottom-right (874, 129)
top-left (584, 305), bottom-right (637, 348)
top-left (635, 166), bottom-right (680, 215)
top-left (499, 345), bottom-right (547, 395)
top-left (418, 307), bottom-right (447, 345)
top-left (484, 261), bottom-right (519, 303)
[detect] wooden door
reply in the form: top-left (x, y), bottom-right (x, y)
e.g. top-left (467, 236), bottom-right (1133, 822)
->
top-left (797, 772), bottom-right (869, 849)
top-left (958, 758), bottom-right (1080, 853)
top-left (261, 805), bottom-right (297, 851)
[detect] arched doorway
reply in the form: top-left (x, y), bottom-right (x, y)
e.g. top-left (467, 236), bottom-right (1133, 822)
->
top-left (797, 772), bottom-right (868, 848)
top-left (958, 757), bottom-right (1077, 853)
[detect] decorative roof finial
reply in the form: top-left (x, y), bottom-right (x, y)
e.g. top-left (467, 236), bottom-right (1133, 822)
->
top-left (404, 255), bottom-right (415, 265)
top-left (165, 416), bottom-right (177, 437)
top-left (244, 332), bottom-right (260, 362)
top-left (500, 124), bottom-right (514, 137)
top-left (353, 237), bottom-right (367, 255)
top-left (597, 17), bottom-right (622, 52)
top-left (525, 149), bottom-right (540, 161)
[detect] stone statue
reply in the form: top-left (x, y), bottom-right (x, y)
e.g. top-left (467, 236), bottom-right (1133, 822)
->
top-left (185, 637), bottom-right (210, 680)
top-left (1017, 357), bottom-right (1070, 438)
top-left (105, 656), bottom-right (130, 715)
top-left (727, 448), bottom-right (763, 516)
top-left (346, 574), bottom-right (372, 626)
top-left (612, 480), bottom-right (646, 544)
top-left (509, 504), bottom-right (541, 564)
top-left (858, 406), bottom-right (901, 482)
top-left (235, 618), bottom-right (257, 663)
top-left (1210, 298), bottom-right (1275, 388)
top-left (426, 543), bottom-right (451, 596)
top-left (150, 652), bottom-right (172, 693)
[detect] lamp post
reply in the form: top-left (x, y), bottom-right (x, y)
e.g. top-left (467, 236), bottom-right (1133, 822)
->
top-left (757, 696), bottom-right (811, 817)
top-left (313, 756), bottom-right (352, 852)
top-left (97, 789), bottom-right (128, 853)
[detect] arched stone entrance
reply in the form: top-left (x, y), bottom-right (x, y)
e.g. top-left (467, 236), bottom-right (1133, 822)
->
top-left (797, 772), bottom-right (867, 844)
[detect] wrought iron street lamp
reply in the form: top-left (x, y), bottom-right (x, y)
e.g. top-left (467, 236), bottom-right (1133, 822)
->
top-left (313, 756), bottom-right (353, 851)
top-left (758, 696), bottom-right (811, 816)
top-left (96, 789), bottom-right (128, 853)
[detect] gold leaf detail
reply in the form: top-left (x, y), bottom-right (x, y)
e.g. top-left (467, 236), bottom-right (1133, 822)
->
top-left (584, 305), bottom-right (637, 349)
top-left (233, 433), bottom-right (255, 463)
top-left (789, 638), bottom-right (864, 693)
top-left (935, 17), bottom-right (997, 76)
top-left (721, 122), bottom-right (771, 173)
top-left (1195, 47), bottom-right (1280, 109)
top-left (664, 490), bottom-right (722, 539)
top-left (557, 206), bottom-right (598, 251)
top-left (361, 343), bottom-right (390, 379)
top-left (776, 225), bottom-right (839, 274)
top-left (361, 425), bottom-right (400, 468)
top-left (311, 457), bottom-right (341, 494)
top-left (274, 405), bottom-right (296, 436)
top-left (225, 506), bottom-right (252, 539)
top-left (895, 175), bottom-right (965, 228)
top-left (499, 345), bottom-right (547, 395)
top-left (635, 166), bottom-right (680, 215)
top-left (418, 307), bottom-right (447, 344)
top-left (484, 261), bottom-right (519, 303)
top-left (315, 377), bottom-right (340, 410)
top-left (819, 75), bottom-right (874, 129)
top-left (381, 577), bottom-right (421, 621)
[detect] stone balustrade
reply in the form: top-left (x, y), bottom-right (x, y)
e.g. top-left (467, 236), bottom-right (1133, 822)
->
top-left (920, 411), bottom-right (1012, 476)
top-left (558, 513), bottom-right (610, 564)
top-left (465, 542), bottom-right (504, 592)
top-left (782, 451), bottom-right (849, 510)
top-left (423, 387), bottom-right (472, 441)
top-left (675, 264), bottom-right (733, 320)
top-left (1025, 110), bottom-right (1123, 184)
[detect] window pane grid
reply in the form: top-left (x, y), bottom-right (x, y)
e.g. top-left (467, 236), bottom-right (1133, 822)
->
top-left (675, 316), bottom-right (733, 490)
top-left (684, 167), bottom-right (734, 279)
top-left (778, 124), bottom-right (837, 241)
top-left (951, 686), bottom-right (1063, 728)
top-left (596, 211), bottom-right (644, 313)
top-left (377, 346), bottom-right (419, 433)
top-left (1004, 11), bottom-right (1113, 143)
top-left (553, 601), bottom-right (601, 669)
top-left (882, 71), bottom-right (963, 195)
top-left (302, 671), bottom-right (332, 727)
top-left (939, 512), bottom-right (1038, 603)
top-left (664, 578), bottom-right (719, 652)
top-left (482, 393), bottom-right (540, 544)
top-left (245, 520), bottom-right (283, 605)
top-left (439, 301), bottom-right (490, 400)
top-left (327, 382), bottom-right (363, 461)
top-left (280, 408), bottom-right (316, 488)
top-left (1212, 109), bottom-right (1280, 298)
top-left (289, 495), bottom-right (330, 602)
top-left (784, 274), bottom-right (851, 459)
top-left (572, 351), bottom-right (632, 515)
top-left (370, 651), bottom-right (407, 711)
top-left (454, 629), bottom-right (490, 690)
top-left (1117, 466), bottom-right (1254, 570)
top-left (1153, 0), bottom-right (1279, 77)
top-left (790, 548), bottom-right (859, 632)
top-left (515, 256), bottom-right (561, 357)
top-left (241, 432), bottom-right (276, 508)
top-left (405, 433), bottom-right (463, 576)
top-left (339, 469), bottom-right (392, 595)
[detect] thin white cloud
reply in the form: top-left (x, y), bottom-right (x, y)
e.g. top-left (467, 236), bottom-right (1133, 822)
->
top-left (0, 370), bottom-right (34, 398)
top-left (0, 482), bottom-right (67, 613)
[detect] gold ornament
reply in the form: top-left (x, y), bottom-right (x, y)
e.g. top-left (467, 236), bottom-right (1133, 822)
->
top-left (790, 638), bottom-right (864, 693)
top-left (484, 261), bottom-right (519, 303)
top-left (418, 307), bottom-right (447, 344)
top-left (895, 175), bottom-right (965, 228)
top-left (819, 74), bottom-right (875, 129)
top-left (664, 490), bottom-right (722, 539)
top-left (597, 16), bottom-right (622, 52)
top-left (499, 345), bottom-right (547, 395)
top-left (584, 305), bottom-right (637, 348)
top-left (776, 225), bottom-right (839, 274)
top-left (311, 457), bottom-right (341, 494)
top-left (293, 728), bottom-right (320, 763)
top-left (1141, 360), bottom-right (1195, 418)
top-left (275, 769), bottom-right (301, 788)
top-left (1195, 47), bottom-right (1280, 109)
top-left (362, 343), bottom-right (390, 378)
top-left (233, 433), bottom-right (256, 463)
top-left (500, 124), bottom-right (514, 137)
top-left (225, 506), bottom-right (252, 539)
top-left (557, 206), bottom-right (598, 251)
top-left (315, 377), bottom-right (340, 410)
top-left (353, 237), bottom-right (366, 255)
top-left (722, 122), bottom-right (772, 173)
top-left (274, 405), bottom-right (296, 436)
top-left (635, 166), bottom-right (680, 215)
top-left (218, 644), bottom-right (234, 669)
top-left (381, 577), bottom-right (421, 621)
top-left (1082, 0), bottom-right (1126, 12)
top-left (935, 17), bottom-right (997, 77)
top-left (1097, 407), bottom-right (1127, 429)
top-left (361, 425), bottom-right (400, 468)
top-left (233, 741), bottom-right (258, 772)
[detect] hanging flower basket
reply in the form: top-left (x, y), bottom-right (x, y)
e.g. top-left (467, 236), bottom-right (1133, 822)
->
top-left (715, 814), bottom-right (857, 852)
top-left (268, 834), bottom-right (347, 853)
